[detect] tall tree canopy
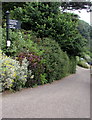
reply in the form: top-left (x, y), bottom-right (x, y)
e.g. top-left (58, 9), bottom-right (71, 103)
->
top-left (2, 2), bottom-right (89, 56)
top-left (77, 20), bottom-right (90, 40)
top-left (2, 1), bottom-right (92, 13)
top-left (77, 20), bottom-right (92, 55)
top-left (61, 1), bottom-right (92, 12)
top-left (2, 2), bottom-right (25, 16)
top-left (9, 2), bottom-right (87, 56)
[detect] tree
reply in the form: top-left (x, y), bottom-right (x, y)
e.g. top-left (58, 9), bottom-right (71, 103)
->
top-left (61, 1), bottom-right (92, 12)
top-left (77, 20), bottom-right (92, 48)
top-left (10, 2), bottom-right (60, 37)
top-left (2, 2), bottom-right (25, 16)
top-left (90, 26), bottom-right (92, 52)
top-left (78, 20), bottom-right (90, 39)
top-left (5, 2), bottom-right (87, 56)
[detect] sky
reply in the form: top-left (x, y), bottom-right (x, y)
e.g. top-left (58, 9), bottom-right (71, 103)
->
top-left (72, 9), bottom-right (90, 24)
top-left (67, 9), bottom-right (91, 25)
top-left (59, 6), bottom-right (91, 25)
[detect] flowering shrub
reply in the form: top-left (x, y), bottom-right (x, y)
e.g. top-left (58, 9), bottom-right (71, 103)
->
top-left (18, 52), bottom-right (46, 87)
top-left (18, 52), bottom-right (41, 67)
top-left (0, 50), bottom-right (33, 92)
top-left (2, 28), bottom-right (47, 88)
top-left (2, 28), bottom-right (43, 57)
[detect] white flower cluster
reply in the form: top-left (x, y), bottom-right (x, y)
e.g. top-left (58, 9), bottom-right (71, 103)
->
top-left (0, 50), bottom-right (33, 91)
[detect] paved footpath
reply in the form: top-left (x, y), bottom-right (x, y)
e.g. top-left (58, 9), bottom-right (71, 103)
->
top-left (2, 66), bottom-right (90, 118)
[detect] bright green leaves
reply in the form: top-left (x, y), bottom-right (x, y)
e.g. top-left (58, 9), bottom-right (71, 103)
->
top-left (10, 2), bottom-right (87, 56)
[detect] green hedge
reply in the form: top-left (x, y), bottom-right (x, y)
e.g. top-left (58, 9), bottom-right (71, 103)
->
top-left (78, 60), bottom-right (89, 69)
top-left (1, 29), bottom-right (77, 91)
top-left (38, 38), bottom-right (76, 83)
top-left (69, 56), bottom-right (76, 73)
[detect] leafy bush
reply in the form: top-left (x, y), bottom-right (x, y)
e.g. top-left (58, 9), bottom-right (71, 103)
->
top-left (69, 56), bottom-right (76, 73)
top-left (1, 27), bottom-right (77, 90)
top-left (38, 38), bottom-right (75, 83)
top-left (0, 49), bottom-right (33, 92)
top-left (83, 53), bottom-right (91, 63)
top-left (1, 28), bottom-right (47, 87)
top-left (17, 51), bottom-right (46, 87)
top-left (78, 59), bottom-right (89, 69)
top-left (10, 3), bottom-right (87, 56)
top-left (40, 73), bottom-right (47, 85)
top-left (1, 28), bottom-right (43, 57)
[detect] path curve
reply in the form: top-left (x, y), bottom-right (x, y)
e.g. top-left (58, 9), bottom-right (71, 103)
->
top-left (2, 66), bottom-right (90, 118)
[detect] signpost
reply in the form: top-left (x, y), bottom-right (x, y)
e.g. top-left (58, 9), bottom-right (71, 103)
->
top-left (6, 11), bottom-right (21, 56)
top-left (6, 11), bottom-right (10, 47)
top-left (9, 19), bottom-right (21, 29)
top-left (6, 11), bottom-right (21, 43)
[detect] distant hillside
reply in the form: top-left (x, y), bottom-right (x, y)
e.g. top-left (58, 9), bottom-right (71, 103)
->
top-left (77, 20), bottom-right (90, 40)
top-left (90, 25), bottom-right (92, 52)
top-left (77, 20), bottom-right (92, 52)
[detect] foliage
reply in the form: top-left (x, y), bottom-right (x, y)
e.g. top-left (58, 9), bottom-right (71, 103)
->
top-left (76, 54), bottom-right (90, 69)
top-left (1, 27), bottom-right (77, 91)
top-left (82, 52), bottom-right (91, 63)
top-left (1, 25), bottom-right (77, 88)
top-left (69, 56), bottom-right (76, 74)
top-left (1, 28), bottom-right (25, 56)
top-left (0, 27), bottom-right (2, 49)
top-left (78, 20), bottom-right (90, 40)
top-left (40, 73), bottom-right (47, 85)
top-left (0, 49), bottom-right (33, 92)
top-left (1, 28), bottom-right (47, 88)
top-left (1, 28), bottom-right (43, 57)
top-left (51, 13), bottom-right (87, 56)
top-left (90, 26), bottom-right (92, 53)
top-left (2, 2), bottom-right (25, 18)
top-left (77, 20), bottom-right (90, 54)
top-left (61, 1), bottom-right (92, 12)
top-left (10, 2), bottom-right (60, 35)
top-left (17, 51), bottom-right (46, 87)
top-left (38, 38), bottom-right (76, 83)
top-left (2, 1), bottom-right (92, 15)
top-left (10, 3), bottom-right (87, 56)
top-left (77, 59), bottom-right (90, 69)
top-left (77, 20), bottom-right (92, 61)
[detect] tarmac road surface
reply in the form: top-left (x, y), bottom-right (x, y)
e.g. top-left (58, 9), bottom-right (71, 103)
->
top-left (2, 66), bottom-right (90, 118)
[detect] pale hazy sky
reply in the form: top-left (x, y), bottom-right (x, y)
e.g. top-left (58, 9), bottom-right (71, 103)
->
top-left (72, 9), bottom-right (90, 24)
top-left (60, 7), bottom-right (91, 25)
